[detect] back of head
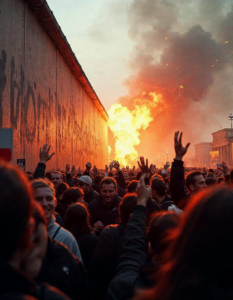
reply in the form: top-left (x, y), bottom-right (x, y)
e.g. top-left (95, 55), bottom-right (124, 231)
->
top-left (205, 177), bottom-right (217, 186)
top-left (0, 162), bottom-right (33, 261)
top-left (127, 180), bottom-right (138, 193)
top-left (56, 182), bottom-right (69, 198)
top-left (65, 203), bottom-right (91, 233)
top-left (144, 187), bottom-right (233, 300)
top-left (94, 175), bottom-right (103, 186)
top-left (148, 211), bottom-right (180, 256)
top-left (151, 179), bottom-right (166, 196)
top-left (119, 193), bottom-right (137, 223)
top-left (62, 187), bottom-right (84, 209)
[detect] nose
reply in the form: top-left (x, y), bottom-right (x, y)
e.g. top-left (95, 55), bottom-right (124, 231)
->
top-left (203, 183), bottom-right (207, 188)
top-left (40, 198), bottom-right (48, 207)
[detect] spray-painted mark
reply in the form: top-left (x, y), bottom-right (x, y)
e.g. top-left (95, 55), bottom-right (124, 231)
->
top-left (0, 50), bottom-right (7, 127)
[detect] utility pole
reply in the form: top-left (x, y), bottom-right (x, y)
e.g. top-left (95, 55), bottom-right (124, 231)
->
top-left (229, 114), bottom-right (233, 129)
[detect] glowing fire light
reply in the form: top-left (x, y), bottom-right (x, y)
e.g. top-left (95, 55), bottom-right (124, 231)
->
top-left (108, 146), bottom-right (112, 163)
top-left (225, 41), bottom-right (229, 43)
top-left (108, 92), bottom-right (162, 166)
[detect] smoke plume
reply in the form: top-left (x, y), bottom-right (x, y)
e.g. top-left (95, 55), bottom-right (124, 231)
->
top-left (109, 0), bottom-right (233, 165)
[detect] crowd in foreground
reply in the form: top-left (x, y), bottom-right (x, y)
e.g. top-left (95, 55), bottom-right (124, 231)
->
top-left (1, 131), bottom-right (233, 300)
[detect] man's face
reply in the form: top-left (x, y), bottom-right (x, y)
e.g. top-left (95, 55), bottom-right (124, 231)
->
top-left (77, 181), bottom-right (91, 195)
top-left (100, 183), bottom-right (116, 205)
top-left (52, 173), bottom-right (63, 188)
top-left (34, 187), bottom-right (55, 224)
top-left (190, 175), bottom-right (207, 194)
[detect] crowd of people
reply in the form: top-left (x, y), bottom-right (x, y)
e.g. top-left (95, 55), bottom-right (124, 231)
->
top-left (1, 131), bottom-right (233, 300)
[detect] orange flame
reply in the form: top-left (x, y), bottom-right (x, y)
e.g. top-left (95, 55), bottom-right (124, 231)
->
top-left (108, 92), bottom-right (162, 166)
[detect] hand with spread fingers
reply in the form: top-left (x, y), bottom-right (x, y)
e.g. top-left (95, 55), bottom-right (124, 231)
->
top-left (136, 174), bottom-right (151, 206)
top-left (39, 144), bottom-right (55, 164)
top-left (112, 160), bottom-right (120, 171)
top-left (86, 162), bottom-right (92, 172)
top-left (219, 161), bottom-right (230, 176)
top-left (137, 157), bottom-right (151, 177)
top-left (174, 131), bottom-right (190, 161)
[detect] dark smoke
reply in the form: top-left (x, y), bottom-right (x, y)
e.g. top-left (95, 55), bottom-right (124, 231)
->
top-left (115, 0), bottom-right (233, 164)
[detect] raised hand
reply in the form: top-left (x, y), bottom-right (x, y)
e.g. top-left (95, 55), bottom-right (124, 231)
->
top-left (39, 144), bottom-right (55, 164)
top-left (174, 131), bottom-right (190, 161)
top-left (109, 162), bottom-right (113, 172)
top-left (137, 157), bottom-right (151, 176)
top-left (136, 174), bottom-right (151, 206)
top-left (105, 165), bottom-right (109, 173)
top-left (164, 162), bottom-right (170, 170)
top-left (220, 161), bottom-right (230, 175)
top-left (112, 160), bottom-right (120, 171)
top-left (86, 162), bottom-right (92, 171)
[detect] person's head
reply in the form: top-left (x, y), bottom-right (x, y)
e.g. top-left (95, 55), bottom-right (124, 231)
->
top-left (185, 171), bottom-right (207, 194)
top-left (31, 179), bottom-right (56, 224)
top-left (0, 162), bottom-right (34, 266)
top-left (205, 177), bottom-right (217, 187)
top-left (151, 179), bottom-right (166, 202)
top-left (119, 193), bottom-right (137, 223)
top-left (56, 182), bottom-right (69, 200)
top-left (150, 173), bottom-right (164, 186)
top-left (100, 177), bottom-right (117, 205)
top-left (21, 203), bottom-right (48, 278)
top-left (138, 187), bottom-right (233, 300)
top-left (51, 171), bottom-right (63, 188)
top-left (62, 187), bottom-right (84, 210)
top-left (76, 175), bottom-right (92, 195)
top-left (65, 203), bottom-right (92, 234)
top-left (148, 211), bottom-right (180, 259)
top-left (127, 180), bottom-right (139, 193)
top-left (45, 171), bottom-right (52, 181)
top-left (94, 175), bottom-right (103, 186)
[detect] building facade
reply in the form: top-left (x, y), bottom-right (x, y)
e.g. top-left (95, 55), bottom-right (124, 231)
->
top-left (194, 143), bottom-right (211, 168)
top-left (0, 0), bottom-right (108, 170)
top-left (210, 129), bottom-right (233, 167)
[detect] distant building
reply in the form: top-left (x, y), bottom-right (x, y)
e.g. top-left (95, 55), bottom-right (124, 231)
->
top-left (194, 143), bottom-right (211, 168)
top-left (210, 128), bottom-right (233, 167)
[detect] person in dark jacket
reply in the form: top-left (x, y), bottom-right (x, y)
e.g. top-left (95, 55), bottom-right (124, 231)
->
top-left (135, 187), bottom-right (233, 300)
top-left (90, 193), bottom-right (137, 300)
top-left (151, 178), bottom-right (176, 211)
top-left (21, 202), bottom-right (92, 300)
top-left (65, 203), bottom-right (98, 271)
top-left (105, 175), bottom-right (151, 300)
top-left (0, 161), bottom-right (67, 300)
top-left (77, 175), bottom-right (99, 204)
top-left (55, 182), bottom-right (69, 219)
top-left (170, 131), bottom-right (207, 209)
top-left (88, 177), bottom-right (122, 233)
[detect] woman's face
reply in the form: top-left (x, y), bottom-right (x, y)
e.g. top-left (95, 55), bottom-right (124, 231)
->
top-left (21, 223), bottom-right (48, 278)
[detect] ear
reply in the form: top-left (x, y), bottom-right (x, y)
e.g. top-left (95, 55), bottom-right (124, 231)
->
top-left (54, 197), bottom-right (57, 207)
top-left (189, 184), bottom-right (195, 192)
top-left (116, 188), bottom-right (118, 193)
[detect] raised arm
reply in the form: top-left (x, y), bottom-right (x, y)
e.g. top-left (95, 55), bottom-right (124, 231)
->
top-left (170, 131), bottom-right (190, 208)
top-left (33, 144), bottom-right (55, 179)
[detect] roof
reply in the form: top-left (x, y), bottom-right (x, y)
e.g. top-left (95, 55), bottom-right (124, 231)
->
top-left (27, 0), bottom-right (108, 121)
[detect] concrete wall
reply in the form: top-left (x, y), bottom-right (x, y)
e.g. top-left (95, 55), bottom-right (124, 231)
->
top-left (0, 0), bottom-right (108, 170)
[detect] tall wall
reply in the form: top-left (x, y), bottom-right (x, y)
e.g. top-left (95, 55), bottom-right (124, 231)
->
top-left (0, 0), bottom-right (108, 170)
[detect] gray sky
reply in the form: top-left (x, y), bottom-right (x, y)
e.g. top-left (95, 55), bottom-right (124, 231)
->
top-left (47, 0), bottom-right (132, 111)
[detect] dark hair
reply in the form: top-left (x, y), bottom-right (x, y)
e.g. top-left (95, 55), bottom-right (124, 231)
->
top-left (0, 162), bottom-right (33, 261)
top-left (62, 187), bottom-right (84, 210)
top-left (229, 168), bottom-right (233, 182)
top-left (94, 175), bottom-right (103, 186)
top-left (148, 211), bottom-right (180, 255)
top-left (45, 172), bottom-right (52, 181)
top-left (100, 177), bottom-right (117, 189)
top-left (151, 179), bottom-right (166, 196)
top-left (137, 187), bottom-right (233, 300)
top-left (65, 203), bottom-right (92, 235)
top-left (119, 193), bottom-right (137, 223)
top-left (217, 177), bottom-right (224, 184)
top-left (56, 182), bottom-right (69, 198)
top-left (185, 171), bottom-right (202, 191)
top-left (127, 180), bottom-right (138, 193)
top-left (205, 177), bottom-right (217, 186)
